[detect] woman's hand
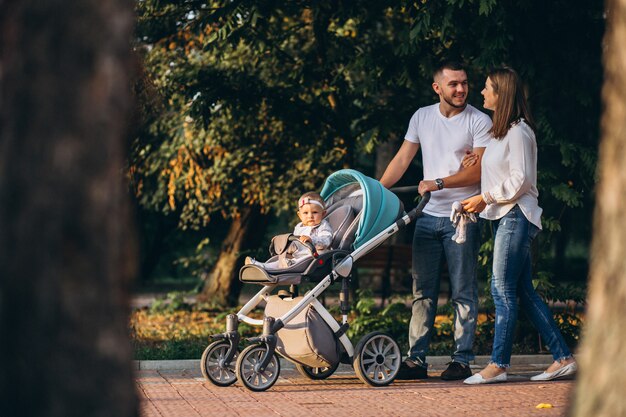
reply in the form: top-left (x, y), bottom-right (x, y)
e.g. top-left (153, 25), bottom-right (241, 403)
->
top-left (461, 194), bottom-right (487, 213)
top-left (461, 151), bottom-right (479, 168)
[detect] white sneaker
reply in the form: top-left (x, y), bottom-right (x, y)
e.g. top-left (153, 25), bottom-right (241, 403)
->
top-left (530, 362), bottom-right (577, 381)
top-left (463, 372), bottom-right (507, 385)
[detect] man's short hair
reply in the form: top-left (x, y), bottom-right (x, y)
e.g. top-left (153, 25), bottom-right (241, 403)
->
top-left (433, 60), bottom-right (467, 81)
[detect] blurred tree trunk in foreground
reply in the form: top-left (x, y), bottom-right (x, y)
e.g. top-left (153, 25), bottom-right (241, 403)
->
top-left (571, 0), bottom-right (626, 416)
top-left (0, 1), bottom-right (137, 416)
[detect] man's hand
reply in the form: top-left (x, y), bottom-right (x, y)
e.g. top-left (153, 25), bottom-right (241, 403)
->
top-left (418, 180), bottom-right (438, 195)
top-left (461, 195), bottom-right (487, 213)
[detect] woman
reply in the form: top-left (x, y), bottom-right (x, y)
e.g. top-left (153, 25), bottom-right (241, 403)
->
top-left (460, 67), bottom-right (577, 384)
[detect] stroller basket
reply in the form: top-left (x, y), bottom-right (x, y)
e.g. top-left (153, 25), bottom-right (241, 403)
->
top-left (265, 295), bottom-right (338, 368)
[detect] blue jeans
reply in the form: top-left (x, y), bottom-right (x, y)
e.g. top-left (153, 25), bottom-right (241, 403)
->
top-left (408, 213), bottom-right (480, 366)
top-left (490, 205), bottom-right (572, 367)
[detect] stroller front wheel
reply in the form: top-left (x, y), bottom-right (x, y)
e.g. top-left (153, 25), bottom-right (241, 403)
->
top-left (200, 341), bottom-right (238, 386)
top-left (295, 362), bottom-right (339, 380)
top-left (236, 344), bottom-right (281, 391)
top-left (353, 332), bottom-right (401, 386)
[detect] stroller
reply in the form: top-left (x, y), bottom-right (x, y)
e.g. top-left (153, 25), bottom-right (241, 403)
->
top-left (200, 169), bottom-right (430, 391)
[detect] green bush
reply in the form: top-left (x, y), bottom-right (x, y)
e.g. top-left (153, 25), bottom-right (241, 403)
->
top-left (342, 290), bottom-right (412, 349)
top-left (131, 287), bottom-right (583, 360)
top-left (133, 338), bottom-right (208, 360)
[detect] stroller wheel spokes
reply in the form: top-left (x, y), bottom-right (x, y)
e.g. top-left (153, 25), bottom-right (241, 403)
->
top-left (236, 344), bottom-right (281, 392)
top-left (201, 341), bottom-right (238, 387)
top-left (353, 332), bottom-right (401, 386)
top-left (295, 361), bottom-right (339, 380)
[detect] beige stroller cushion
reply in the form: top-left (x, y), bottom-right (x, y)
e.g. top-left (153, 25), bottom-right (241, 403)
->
top-left (264, 295), bottom-right (339, 368)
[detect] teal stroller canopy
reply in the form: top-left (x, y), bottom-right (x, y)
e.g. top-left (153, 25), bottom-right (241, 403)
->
top-left (320, 169), bottom-right (403, 249)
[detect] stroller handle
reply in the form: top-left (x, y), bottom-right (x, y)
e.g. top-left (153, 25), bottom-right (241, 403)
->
top-left (389, 185), bottom-right (419, 194)
top-left (406, 191), bottom-right (431, 222)
top-left (416, 191), bottom-right (431, 210)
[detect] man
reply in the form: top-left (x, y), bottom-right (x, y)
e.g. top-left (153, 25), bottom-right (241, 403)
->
top-left (380, 61), bottom-right (492, 380)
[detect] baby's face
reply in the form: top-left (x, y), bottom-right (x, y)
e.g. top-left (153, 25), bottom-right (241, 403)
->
top-left (297, 203), bottom-right (325, 227)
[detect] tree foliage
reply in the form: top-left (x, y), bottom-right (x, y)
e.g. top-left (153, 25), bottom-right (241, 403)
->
top-left (133, 0), bottom-right (603, 284)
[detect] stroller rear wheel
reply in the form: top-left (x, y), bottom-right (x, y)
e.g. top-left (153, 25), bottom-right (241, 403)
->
top-left (200, 341), bottom-right (238, 386)
top-left (236, 344), bottom-right (281, 391)
top-left (295, 362), bottom-right (339, 380)
top-left (353, 332), bottom-right (401, 386)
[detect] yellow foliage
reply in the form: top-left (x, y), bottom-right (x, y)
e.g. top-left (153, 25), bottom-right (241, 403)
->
top-left (328, 94), bottom-right (337, 109)
top-left (168, 172), bottom-right (177, 210)
top-left (434, 313), bottom-right (489, 327)
top-left (130, 309), bottom-right (263, 342)
top-left (162, 142), bottom-right (226, 210)
top-left (184, 127), bottom-right (194, 141)
top-left (185, 163), bottom-right (195, 189)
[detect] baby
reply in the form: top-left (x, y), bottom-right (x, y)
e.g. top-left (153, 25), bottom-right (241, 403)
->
top-left (246, 191), bottom-right (333, 268)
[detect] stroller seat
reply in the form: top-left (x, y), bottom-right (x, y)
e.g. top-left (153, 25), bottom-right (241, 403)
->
top-left (240, 204), bottom-right (359, 285)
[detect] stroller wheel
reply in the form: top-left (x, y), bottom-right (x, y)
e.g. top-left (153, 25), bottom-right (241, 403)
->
top-left (200, 341), bottom-right (238, 386)
top-left (295, 362), bottom-right (339, 380)
top-left (236, 344), bottom-right (281, 392)
top-left (353, 332), bottom-right (401, 386)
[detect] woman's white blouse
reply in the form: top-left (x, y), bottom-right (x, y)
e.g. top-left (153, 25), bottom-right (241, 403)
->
top-left (480, 120), bottom-right (543, 229)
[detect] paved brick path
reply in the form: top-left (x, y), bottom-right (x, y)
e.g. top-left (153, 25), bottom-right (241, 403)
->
top-left (136, 365), bottom-right (575, 417)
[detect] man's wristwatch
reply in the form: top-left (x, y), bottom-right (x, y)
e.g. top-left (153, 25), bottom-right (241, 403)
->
top-left (435, 178), bottom-right (444, 190)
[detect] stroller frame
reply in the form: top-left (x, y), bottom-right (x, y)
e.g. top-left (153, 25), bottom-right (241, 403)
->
top-left (202, 189), bottom-right (430, 391)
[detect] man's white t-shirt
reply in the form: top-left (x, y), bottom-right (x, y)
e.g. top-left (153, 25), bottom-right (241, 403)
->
top-left (405, 103), bottom-right (493, 217)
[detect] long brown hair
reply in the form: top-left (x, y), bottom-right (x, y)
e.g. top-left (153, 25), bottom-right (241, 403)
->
top-left (488, 67), bottom-right (537, 139)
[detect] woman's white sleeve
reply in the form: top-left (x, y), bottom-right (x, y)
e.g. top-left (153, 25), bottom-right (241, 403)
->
top-left (483, 129), bottom-right (534, 204)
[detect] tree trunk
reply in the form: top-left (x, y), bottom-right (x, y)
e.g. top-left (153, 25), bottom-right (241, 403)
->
top-left (199, 207), bottom-right (266, 306)
top-left (0, 1), bottom-right (137, 417)
top-left (375, 134), bottom-right (400, 180)
top-left (571, 1), bottom-right (626, 416)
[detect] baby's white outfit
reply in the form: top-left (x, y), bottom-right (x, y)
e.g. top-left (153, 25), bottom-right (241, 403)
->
top-left (291, 219), bottom-right (333, 257)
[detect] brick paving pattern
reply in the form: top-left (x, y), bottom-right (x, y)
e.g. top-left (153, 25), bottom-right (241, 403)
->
top-left (137, 366), bottom-right (574, 417)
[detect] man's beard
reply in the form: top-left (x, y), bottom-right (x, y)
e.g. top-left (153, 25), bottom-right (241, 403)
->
top-left (443, 94), bottom-right (467, 109)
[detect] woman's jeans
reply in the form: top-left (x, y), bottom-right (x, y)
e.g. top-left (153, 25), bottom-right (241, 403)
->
top-left (490, 205), bottom-right (572, 367)
top-left (409, 213), bottom-right (480, 366)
